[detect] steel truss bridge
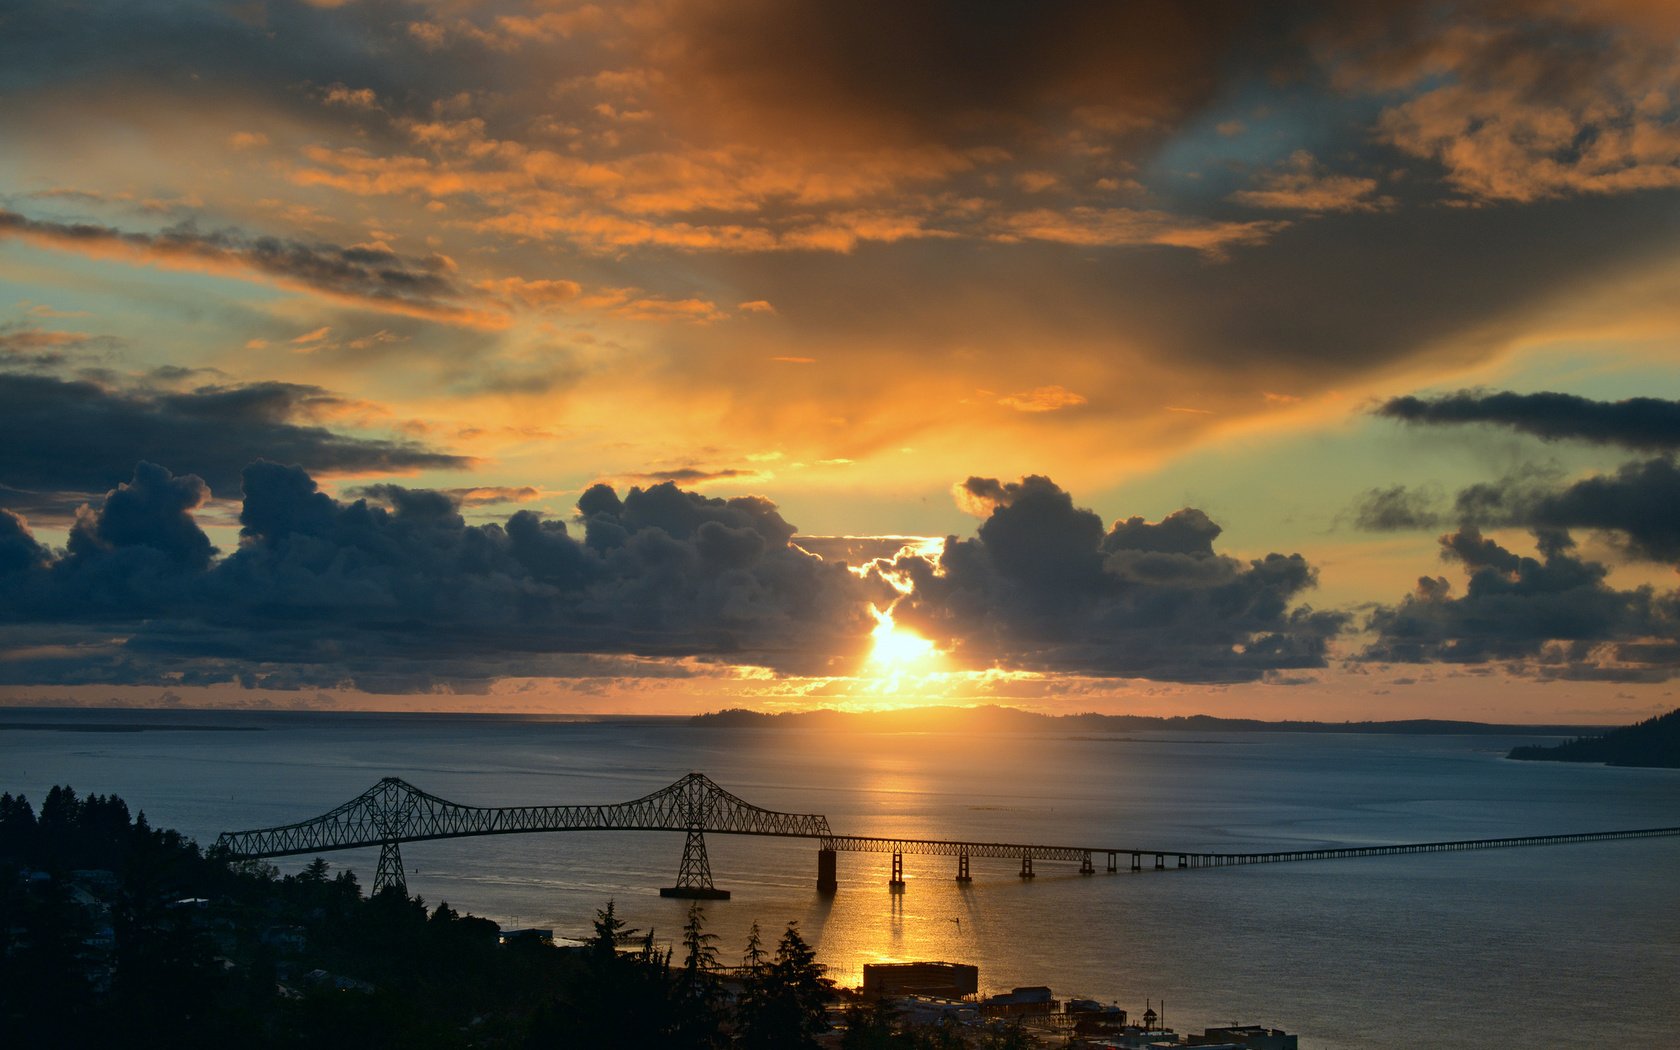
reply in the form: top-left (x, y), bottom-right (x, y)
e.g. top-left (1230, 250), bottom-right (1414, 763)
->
top-left (215, 773), bottom-right (1680, 897)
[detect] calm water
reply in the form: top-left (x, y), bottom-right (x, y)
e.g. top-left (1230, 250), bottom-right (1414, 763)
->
top-left (3, 709), bottom-right (1677, 1048)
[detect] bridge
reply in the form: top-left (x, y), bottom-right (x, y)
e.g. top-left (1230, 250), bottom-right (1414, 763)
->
top-left (214, 773), bottom-right (1680, 898)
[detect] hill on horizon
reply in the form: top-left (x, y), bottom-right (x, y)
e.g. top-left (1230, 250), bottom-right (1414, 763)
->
top-left (1508, 708), bottom-right (1680, 769)
top-left (691, 706), bottom-right (1601, 736)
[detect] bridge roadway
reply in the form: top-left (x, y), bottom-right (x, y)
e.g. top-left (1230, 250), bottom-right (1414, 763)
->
top-left (213, 773), bottom-right (1680, 897)
top-left (822, 825), bottom-right (1680, 885)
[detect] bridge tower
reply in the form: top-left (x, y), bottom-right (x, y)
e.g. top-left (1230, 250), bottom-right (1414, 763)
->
top-left (661, 827), bottom-right (729, 899)
top-left (659, 773), bottom-right (731, 899)
top-left (374, 841), bottom-right (407, 896)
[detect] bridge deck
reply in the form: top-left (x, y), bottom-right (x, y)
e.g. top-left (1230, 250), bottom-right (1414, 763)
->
top-left (824, 825), bottom-right (1680, 868)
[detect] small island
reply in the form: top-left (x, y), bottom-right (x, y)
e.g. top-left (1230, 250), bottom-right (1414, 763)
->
top-left (1508, 708), bottom-right (1680, 769)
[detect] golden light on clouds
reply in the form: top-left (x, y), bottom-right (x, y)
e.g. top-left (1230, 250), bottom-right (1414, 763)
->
top-left (2, 0), bottom-right (1679, 719)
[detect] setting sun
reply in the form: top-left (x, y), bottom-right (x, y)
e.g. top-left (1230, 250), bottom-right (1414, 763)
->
top-left (868, 605), bottom-right (938, 669)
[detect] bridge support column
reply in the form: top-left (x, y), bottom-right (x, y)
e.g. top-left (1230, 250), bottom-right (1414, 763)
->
top-left (1080, 851), bottom-right (1094, 875)
top-left (889, 850), bottom-right (905, 893)
top-left (1106, 852), bottom-right (1118, 873)
top-left (955, 852), bottom-right (971, 883)
top-left (374, 840), bottom-right (407, 897)
top-left (1178, 854), bottom-right (1187, 869)
top-left (1131, 852), bottom-right (1141, 872)
top-left (1019, 854), bottom-right (1035, 879)
top-left (661, 826), bottom-right (730, 900)
top-left (817, 847), bottom-right (838, 894)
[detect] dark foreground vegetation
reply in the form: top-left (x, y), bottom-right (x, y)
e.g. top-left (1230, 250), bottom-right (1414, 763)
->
top-left (1508, 707), bottom-right (1680, 768)
top-left (1, 786), bottom-right (1031, 1049)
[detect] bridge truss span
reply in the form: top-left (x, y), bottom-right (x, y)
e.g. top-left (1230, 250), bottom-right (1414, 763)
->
top-left (214, 773), bottom-right (831, 897)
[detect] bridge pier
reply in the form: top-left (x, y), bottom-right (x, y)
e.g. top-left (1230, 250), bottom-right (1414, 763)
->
top-left (889, 850), bottom-right (905, 893)
top-left (1080, 851), bottom-right (1094, 875)
top-left (1019, 854), bottom-right (1035, 879)
top-left (661, 826), bottom-right (730, 900)
top-left (1154, 853), bottom-right (1165, 870)
top-left (816, 847), bottom-right (838, 894)
top-left (1107, 851), bottom-right (1118, 873)
top-left (1131, 852), bottom-right (1141, 872)
top-left (955, 851), bottom-right (971, 883)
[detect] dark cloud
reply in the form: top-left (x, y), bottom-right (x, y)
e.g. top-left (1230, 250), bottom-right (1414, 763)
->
top-left (0, 210), bottom-right (492, 326)
top-left (664, 0), bottom-right (1279, 147)
top-left (65, 461), bottom-right (215, 572)
top-left (1362, 526), bottom-right (1679, 680)
top-left (0, 372), bottom-right (471, 509)
top-left (1456, 458), bottom-right (1680, 563)
top-left (0, 509), bottom-right (50, 577)
top-left (0, 462), bottom-right (880, 688)
top-left (1354, 458), bottom-right (1680, 566)
top-left (1352, 484), bottom-right (1446, 531)
top-left (1, 464), bottom-right (220, 621)
top-left (1378, 391), bottom-right (1680, 451)
top-left (347, 483), bottom-right (543, 509)
top-left (888, 475), bottom-right (1345, 683)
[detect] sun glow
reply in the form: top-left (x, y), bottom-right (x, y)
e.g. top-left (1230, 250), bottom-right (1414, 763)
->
top-left (868, 604), bottom-right (938, 669)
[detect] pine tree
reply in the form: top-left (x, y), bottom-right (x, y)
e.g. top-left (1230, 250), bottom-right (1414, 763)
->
top-left (736, 921), bottom-right (832, 1050)
top-left (742, 920), bottom-right (766, 973)
top-left (681, 902), bottom-right (720, 977)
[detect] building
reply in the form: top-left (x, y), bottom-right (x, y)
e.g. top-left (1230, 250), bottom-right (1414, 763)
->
top-left (1188, 1025), bottom-right (1298, 1049)
top-left (861, 961), bottom-right (979, 999)
top-left (980, 985), bottom-right (1058, 1018)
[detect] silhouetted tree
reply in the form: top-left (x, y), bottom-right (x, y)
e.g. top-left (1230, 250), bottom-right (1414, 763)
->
top-left (668, 903), bottom-right (725, 1049)
top-left (737, 921), bottom-right (832, 1050)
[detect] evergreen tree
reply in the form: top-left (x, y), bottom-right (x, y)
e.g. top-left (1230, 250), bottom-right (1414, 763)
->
top-left (736, 921), bottom-right (832, 1050)
top-left (742, 920), bottom-right (766, 973)
top-left (670, 903), bottom-right (725, 1049)
top-left (681, 902), bottom-right (720, 977)
top-left (586, 898), bottom-right (636, 960)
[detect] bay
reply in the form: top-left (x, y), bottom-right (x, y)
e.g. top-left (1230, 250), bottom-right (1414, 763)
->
top-left (3, 708), bottom-right (1677, 1049)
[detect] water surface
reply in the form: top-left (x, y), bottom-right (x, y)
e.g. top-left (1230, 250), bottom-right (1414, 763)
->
top-left (4, 709), bottom-right (1676, 1048)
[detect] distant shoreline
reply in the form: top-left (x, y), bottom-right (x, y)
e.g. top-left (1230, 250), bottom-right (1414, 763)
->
top-left (0, 703), bottom-right (1617, 736)
top-left (689, 705), bottom-right (1605, 736)
top-left (0, 721), bottom-right (265, 733)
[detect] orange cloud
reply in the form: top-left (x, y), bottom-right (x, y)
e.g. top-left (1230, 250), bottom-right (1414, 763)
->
top-left (0, 209), bottom-right (509, 329)
top-left (1229, 151), bottom-right (1389, 212)
top-left (992, 206), bottom-right (1287, 256)
top-left (997, 386), bottom-right (1088, 413)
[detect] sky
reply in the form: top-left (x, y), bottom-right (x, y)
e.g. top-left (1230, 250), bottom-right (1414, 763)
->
top-left (2, 0), bottom-right (1679, 722)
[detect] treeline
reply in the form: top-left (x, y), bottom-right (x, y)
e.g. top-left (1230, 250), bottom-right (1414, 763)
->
top-left (1, 787), bottom-right (1028, 1049)
top-left (1508, 707), bottom-right (1680, 768)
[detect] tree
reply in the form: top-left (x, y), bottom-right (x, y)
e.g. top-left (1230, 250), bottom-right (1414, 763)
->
top-left (0, 792), bottom-right (35, 860)
top-left (668, 904), bottom-right (725, 1049)
top-left (681, 902), bottom-right (720, 978)
top-left (736, 922), bottom-right (833, 1050)
top-left (742, 920), bottom-right (767, 973)
top-left (586, 898), bottom-right (636, 962)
